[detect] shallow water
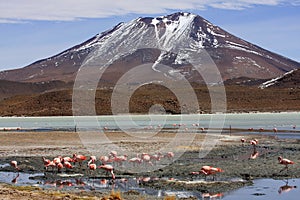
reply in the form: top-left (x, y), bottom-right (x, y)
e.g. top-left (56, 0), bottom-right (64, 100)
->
top-left (0, 171), bottom-right (299, 199)
top-left (223, 178), bottom-right (300, 200)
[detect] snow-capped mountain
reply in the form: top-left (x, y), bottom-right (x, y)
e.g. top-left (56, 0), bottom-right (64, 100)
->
top-left (0, 12), bottom-right (299, 84)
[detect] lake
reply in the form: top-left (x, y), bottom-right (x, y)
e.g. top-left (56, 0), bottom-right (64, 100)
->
top-left (0, 112), bottom-right (299, 139)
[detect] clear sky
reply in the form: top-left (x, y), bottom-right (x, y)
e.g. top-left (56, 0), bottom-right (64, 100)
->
top-left (0, 0), bottom-right (299, 71)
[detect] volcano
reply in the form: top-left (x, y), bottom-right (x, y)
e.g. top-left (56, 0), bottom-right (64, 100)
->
top-left (0, 12), bottom-right (299, 85)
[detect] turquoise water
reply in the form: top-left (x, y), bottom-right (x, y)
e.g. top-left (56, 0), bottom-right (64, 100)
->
top-left (0, 112), bottom-right (299, 138)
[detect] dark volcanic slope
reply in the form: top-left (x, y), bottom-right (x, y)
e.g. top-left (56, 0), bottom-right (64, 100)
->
top-left (260, 69), bottom-right (300, 88)
top-left (0, 12), bottom-right (299, 84)
top-left (1, 85), bottom-right (300, 116)
top-left (0, 80), bottom-right (73, 100)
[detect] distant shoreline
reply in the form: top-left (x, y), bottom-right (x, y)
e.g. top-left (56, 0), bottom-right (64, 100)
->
top-left (0, 110), bottom-right (299, 118)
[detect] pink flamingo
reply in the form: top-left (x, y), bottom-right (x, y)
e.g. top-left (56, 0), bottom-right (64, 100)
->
top-left (53, 156), bottom-right (62, 165)
top-left (273, 128), bottom-right (278, 138)
top-left (10, 161), bottom-right (20, 172)
top-left (100, 155), bottom-right (112, 165)
top-left (57, 163), bottom-right (64, 172)
top-left (88, 156), bottom-right (97, 165)
top-left (63, 161), bottom-right (73, 170)
top-left (241, 138), bottom-right (246, 146)
top-left (193, 165), bottom-right (224, 181)
top-left (88, 163), bottom-right (97, 185)
top-left (109, 151), bottom-right (118, 158)
top-left (129, 155), bottom-right (143, 166)
top-left (62, 156), bottom-right (74, 163)
top-left (113, 155), bottom-right (127, 166)
top-left (73, 153), bottom-right (86, 168)
top-left (42, 157), bottom-right (51, 165)
top-left (164, 152), bottom-right (174, 160)
top-left (150, 153), bottom-right (163, 164)
top-left (250, 139), bottom-right (258, 151)
top-left (200, 127), bottom-right (205, 132)
top-left (98, 164), bottom-right (115, 180)
top-left (45, 161), bottom-right (56, 171)
top-left (278, 156), bottom-right (294, 172)
top-left (141, 153), bottom-right (153, 166)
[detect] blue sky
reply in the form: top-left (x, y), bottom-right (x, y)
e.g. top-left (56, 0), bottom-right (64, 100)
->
top-left (0, 0), bottom-right (299, 71)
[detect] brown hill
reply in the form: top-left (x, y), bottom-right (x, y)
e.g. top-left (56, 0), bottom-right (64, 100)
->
top-left (0, 85), bottom-right (300, 116)
top-left (0, 79), bottom-right (73, 100)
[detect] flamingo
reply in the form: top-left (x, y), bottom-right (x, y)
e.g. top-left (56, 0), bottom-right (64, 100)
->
top-left (273, 128), bottom-right (278, 138)
top-left (129, 155), bottom-right (143, 166)
top-left (200, 127), bottom-right (205, 132)
top-left (10, 161), bottom-right (19, 172)
top-left (63, 161), bottom-right (74, 170)
top-left (88, 163), bottom-right (97, 185)
top-left (62, 156), bottom-right (74, 163)
top-left (88, 163), bottom-right (97, 171)
top-left (109, 151), bottom-right (118, 158)
top-left (45, 161), bottom-right (56, 172)
top-left (164, 152), bottom-right (175, 160)
top-left (250, 139), bottom-right (258, 150)
top-left (57, 163), bottom-right (64, 173)
top-left (100, 155), bottom-right (112, 165)
top-left (241, 138), bottom-right (246, 147)
top-left (150, 153), bottom-right (163, 164)
top-left (53, 156), bottom-right (62, 165)
top-left (199, 165), bottom-right (224, 181)
top-left (73, 153), bottom-right (86, 168)
top-left (88, 156), bottom-right (97, 165)
top-left (113, 155), bottom-right (127, 166)
top-left (278, 156), bottom-right (294, 172)
top-left (141, 153), bottom-right (153, 166)
top-left (98, 164), bottom-right (115, 180)
top-left (42, 157), bottom-right (51, 165)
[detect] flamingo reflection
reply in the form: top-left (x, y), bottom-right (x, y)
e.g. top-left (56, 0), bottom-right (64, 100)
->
top-left (249, 149), bottom-right (259, 160)
top-left (278, 179), bottom-right (297, 194)
top-left (11, 173), bottom-right (19, 184)
top-left (201, 192), bottom-right (223, 199)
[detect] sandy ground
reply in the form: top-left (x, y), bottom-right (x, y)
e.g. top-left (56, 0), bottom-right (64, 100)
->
top-left (0, 129), bottom-right (300, 199)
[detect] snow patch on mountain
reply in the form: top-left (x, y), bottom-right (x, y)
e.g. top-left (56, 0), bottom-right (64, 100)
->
top-left (150, 13), bottom-right (196, 50)
top-left (259, 69), bottom-right (297, 89)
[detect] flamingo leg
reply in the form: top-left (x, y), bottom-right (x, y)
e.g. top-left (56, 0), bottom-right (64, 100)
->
top-left (279, 165), bottom-right (288, 173)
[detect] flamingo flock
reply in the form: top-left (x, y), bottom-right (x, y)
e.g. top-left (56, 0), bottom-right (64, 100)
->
top-left (6, 124), bottom-right (297, 198)
top-left (15, 150), bottom-right (176, 181)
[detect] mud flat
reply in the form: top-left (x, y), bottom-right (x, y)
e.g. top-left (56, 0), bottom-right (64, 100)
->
top-left (0, 130), bottom-right (299, 199)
